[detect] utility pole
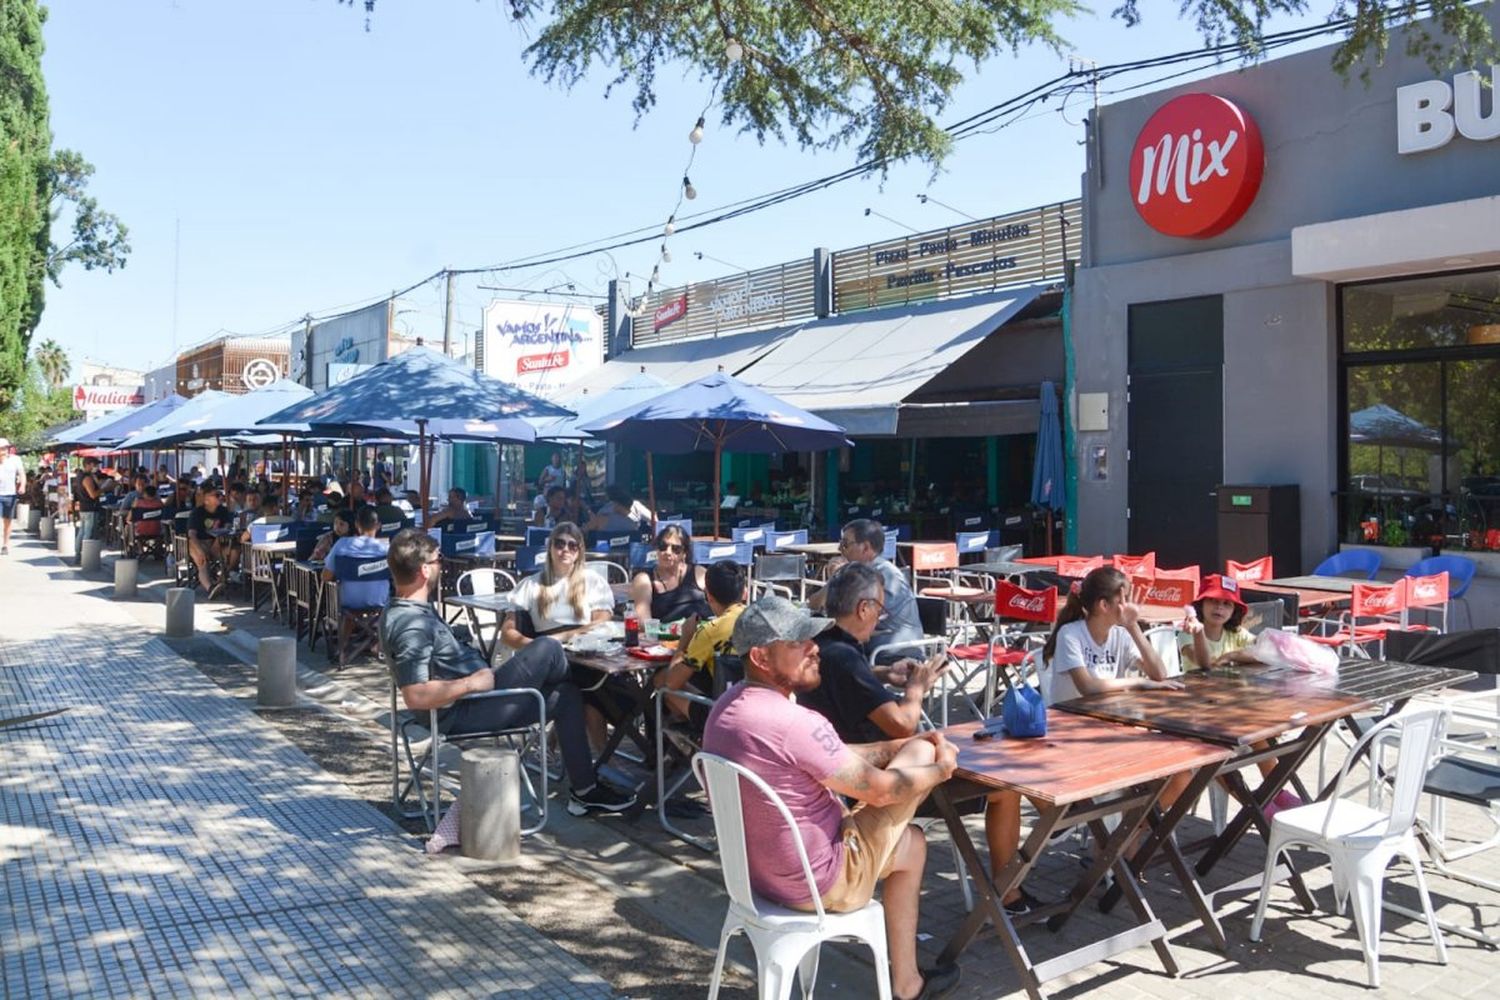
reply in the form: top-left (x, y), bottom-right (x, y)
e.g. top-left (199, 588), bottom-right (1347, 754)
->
top-left (442, 269), bottom-right (455, 356)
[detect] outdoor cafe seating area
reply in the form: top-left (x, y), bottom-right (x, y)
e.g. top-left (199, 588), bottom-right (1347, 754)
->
top-left (24, 347), bottom-right (1500, 998)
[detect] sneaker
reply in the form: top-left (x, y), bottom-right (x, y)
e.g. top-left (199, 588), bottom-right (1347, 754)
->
top-left (900, 963), bottom-right (961, 1000)
top-left (1, 545), bottom-right (8, 555)
top-left (1003, 885), bottom-right (1043, 917)
top-left (567, 781), bottom-right (638, 816)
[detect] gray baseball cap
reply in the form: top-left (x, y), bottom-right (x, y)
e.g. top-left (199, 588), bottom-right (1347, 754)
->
top-left (731, 595), bottom-right (833, 654)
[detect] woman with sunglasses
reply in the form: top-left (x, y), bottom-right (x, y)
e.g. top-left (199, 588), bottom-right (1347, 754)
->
top-left (629, 523), bottom-right (711, 628)
top-left (501, 522), bottom-right (615, 644)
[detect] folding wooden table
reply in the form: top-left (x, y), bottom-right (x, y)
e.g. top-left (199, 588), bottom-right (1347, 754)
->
top-left (931, 715), bottom-right (1231, 999)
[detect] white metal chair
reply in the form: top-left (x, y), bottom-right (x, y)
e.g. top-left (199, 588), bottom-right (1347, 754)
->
top-left (453, 567), bottom-right (518, 659)
top-left (694, 752), bottom-right (892, 1000)
top-left (1249, 706), bottom-right (1448, 988)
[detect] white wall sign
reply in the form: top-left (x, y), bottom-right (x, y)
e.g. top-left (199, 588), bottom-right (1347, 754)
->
top-left (482, 299), bottom-right (602, 395)
top-left (1396, 64), bottom-right (1500, 154)
top-left (241, 358), bottom-right (280, 390)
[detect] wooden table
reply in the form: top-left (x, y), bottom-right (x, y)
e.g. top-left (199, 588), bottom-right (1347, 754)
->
top-left (1242, 582), bottom-right (1351, 612)
top-left (1057, 658), bottom-right (1474, 940)
top-left (565, 643), bottom-right (663, 771)
top-left (960, 560), bottom-right (1048, 580)
top-left (932, 715), bottom-right (1232, 999)
top-left (1261, 575), bottom-right (1361, 593)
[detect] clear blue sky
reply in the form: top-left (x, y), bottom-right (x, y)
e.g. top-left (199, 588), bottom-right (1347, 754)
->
top-left (36, 0), bottom-right (1333, 373)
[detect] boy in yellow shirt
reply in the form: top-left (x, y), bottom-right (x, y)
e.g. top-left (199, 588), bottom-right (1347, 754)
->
top-left (656, 560), bottom-right (747, 721)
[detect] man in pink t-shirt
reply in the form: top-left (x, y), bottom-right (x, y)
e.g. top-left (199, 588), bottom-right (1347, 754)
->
top-left (704, 596), bottom-right (961, 1000)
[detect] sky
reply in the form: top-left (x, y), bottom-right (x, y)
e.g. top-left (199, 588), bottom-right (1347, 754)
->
top-left (35, 0), bottom-right (1336, 376)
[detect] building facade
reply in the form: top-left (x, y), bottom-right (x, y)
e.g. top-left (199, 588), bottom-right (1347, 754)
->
top-left (1072, 11), bottom-right (1500, 572)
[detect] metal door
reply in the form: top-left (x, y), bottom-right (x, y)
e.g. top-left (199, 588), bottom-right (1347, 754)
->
top-left (1127, 297), bottom-right (1223, 568)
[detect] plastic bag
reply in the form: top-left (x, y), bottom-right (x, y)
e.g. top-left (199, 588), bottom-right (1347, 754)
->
top-left (1001, 683), bottom-right (1048, 738)
top-left (1251, 629), bottom-right (1339, 675)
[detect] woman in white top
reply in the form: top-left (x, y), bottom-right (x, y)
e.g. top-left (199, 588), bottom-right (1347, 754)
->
top-left (501, 521), bottom-right (614, 644)
top-left (1041, 565), bottom-right (1182, 705)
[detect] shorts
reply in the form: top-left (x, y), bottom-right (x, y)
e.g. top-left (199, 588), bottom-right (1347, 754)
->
top-left (791, 795), bottom-right (924, 914)
top-left (0, 496), bottom-right (15, 519)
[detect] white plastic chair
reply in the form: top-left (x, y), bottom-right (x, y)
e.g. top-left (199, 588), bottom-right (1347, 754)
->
top-left (693, 753), bottom-right (892, 1000)
top-left (1249, 706), bottom-right (1448, 988)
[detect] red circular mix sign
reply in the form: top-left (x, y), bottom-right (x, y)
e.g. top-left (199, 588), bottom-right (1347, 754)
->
top-left (1129, 93), bottom-right (1264, 239)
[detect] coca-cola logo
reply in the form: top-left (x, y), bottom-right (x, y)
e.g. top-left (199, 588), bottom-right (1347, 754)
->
top-left (1007, 594), bottom-right (1047, 614)
top-left (1411, 580), bottom-right (1441, 601)
top-left (1129, 93), bottom-right (1264, 239)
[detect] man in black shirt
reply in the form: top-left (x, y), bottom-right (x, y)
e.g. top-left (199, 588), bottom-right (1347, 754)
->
top-left (800, 562), bottom-right (1041, 915)
top-left (380, 529), bottom-right (634, 817)
top-left (187, 488), bottom-right (234, 595)
top-left (798, 562), bottom-right (946, 746)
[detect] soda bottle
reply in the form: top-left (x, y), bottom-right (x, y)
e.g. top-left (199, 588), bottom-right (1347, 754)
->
top-left (623, 607), bottom-right (640, 648)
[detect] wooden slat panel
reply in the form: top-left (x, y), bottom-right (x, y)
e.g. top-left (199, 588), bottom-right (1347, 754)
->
top-left (832, 200), bottom-right (1081, 314)
top-left (633, 257), bottom-right (817, 347)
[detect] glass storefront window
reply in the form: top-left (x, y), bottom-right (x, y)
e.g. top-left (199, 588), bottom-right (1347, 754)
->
top-left (1340, 269), bottom-right (1500, 551)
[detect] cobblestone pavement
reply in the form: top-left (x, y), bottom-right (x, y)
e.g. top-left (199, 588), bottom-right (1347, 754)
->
top-left (7, 524), bottom-right (1500, 999)
top-left (0, 537), bottom-right (614, 999)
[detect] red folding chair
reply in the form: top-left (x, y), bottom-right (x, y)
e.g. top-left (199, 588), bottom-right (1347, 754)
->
top-left (949, 580), bottom-right (1057, 716)
top-left (1113, 552), bottom-right (1157, 576)
top-left (1226, 556), bottom-right (1274, 584)
top-left (1307, 579), bottom-right (1409, 656)
top-left (1056, 554), bottom-right (1105, 579)
top-left (1403, 572), bottom-right (1449, 633)
top-left (1129, 566), bottom-right (1201, 608)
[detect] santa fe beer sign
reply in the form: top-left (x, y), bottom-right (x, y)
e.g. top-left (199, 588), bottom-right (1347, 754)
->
top-left (1129, 93), bottom-right (1265, 239)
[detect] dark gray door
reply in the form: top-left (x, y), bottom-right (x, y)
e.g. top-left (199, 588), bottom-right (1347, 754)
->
top-left (1127, 297), bottom-right (1223, 568)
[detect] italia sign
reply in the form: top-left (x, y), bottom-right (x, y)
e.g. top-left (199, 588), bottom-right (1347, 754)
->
top-left (1129, 93), bottom-right (1265, 239)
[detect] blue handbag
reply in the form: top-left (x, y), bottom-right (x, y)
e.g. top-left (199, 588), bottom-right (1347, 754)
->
top-left (1001, 684), bottom-right (1047, 738)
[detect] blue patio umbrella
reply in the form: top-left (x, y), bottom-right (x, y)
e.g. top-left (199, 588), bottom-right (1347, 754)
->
top-left (127, 381), bottom-right (314, 449)
top-left (1031, 381), bottom-right (1066, 554)
top-left (117, 390), bottom-right (231, 450)
top-left (533, 371), bottom-right (676, 442)
top-left (258, 347), bottom-right (573, 512)
top-left (52, 394), bottom-right (188, 450)
top-left (582, 370), bottom-right (850, 537)
top-left (1350, 403), bottom-right (1443, 450)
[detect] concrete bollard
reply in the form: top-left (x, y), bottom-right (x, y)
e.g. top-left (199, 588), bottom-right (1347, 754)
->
top-left (459, 747), bottom-right (522, 862)
top-left (27, 507), bottom-right (41, 533)
top-left (38, 515), bottom-right (54, 541)
top-left (164, 587), bottom-right (195, 638)
top-left (256, 636), bottom-right (298, 708)
top-left (55, 521), bottom-right (76, 559)
top-left (80, 538), bottom-right (103, 571)
top-left (114, 558), bottom-right (139, 599)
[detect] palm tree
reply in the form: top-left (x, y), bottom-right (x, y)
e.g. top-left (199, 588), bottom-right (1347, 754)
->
top-left (33, 340), bottom-right (70, 388)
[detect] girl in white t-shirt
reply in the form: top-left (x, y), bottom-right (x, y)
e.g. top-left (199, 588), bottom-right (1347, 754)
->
top-left (1041, 566), bottom-right (1183, 705)
top-left (501, 521), bottom-right (614, 643)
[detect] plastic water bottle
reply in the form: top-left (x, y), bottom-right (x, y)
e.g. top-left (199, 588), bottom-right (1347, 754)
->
top-left (623, 607), bottom-right (640, 648)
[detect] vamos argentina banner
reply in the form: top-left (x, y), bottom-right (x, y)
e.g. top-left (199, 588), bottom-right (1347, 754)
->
top-left (482, 299), bottom-right (604, 394)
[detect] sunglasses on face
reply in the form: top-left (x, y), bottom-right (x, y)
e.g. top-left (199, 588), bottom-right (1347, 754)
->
top-left (658, 542), bottom-right (685, 554)
top-left (551, 538), bottom-right (581, 551)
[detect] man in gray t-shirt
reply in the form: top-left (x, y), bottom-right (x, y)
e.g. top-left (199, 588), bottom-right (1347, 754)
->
top-left (381, 528), bottom-right (634, 816)
top-left (837, 518), bottom-right (924, 657)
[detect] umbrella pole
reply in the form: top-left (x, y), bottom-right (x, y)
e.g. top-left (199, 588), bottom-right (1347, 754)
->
top-left (418, 420), bottom-right (430, 526)
top-left (713, 439), bottom-right (723, 539)
top-left (216, 437), bottom-right (223, 478)
top-left (494, 443), bottom-right (502, 513)
top-left (280, 435), bottom-right (290, 514)
top-left (646, 451), bottom-right (657, 530)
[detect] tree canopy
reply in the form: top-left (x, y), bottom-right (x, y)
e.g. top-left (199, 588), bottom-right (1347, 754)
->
top-left (350, 1), bottom-right (1495, 167)
top-left (0, 2), bottom-right (131, 412)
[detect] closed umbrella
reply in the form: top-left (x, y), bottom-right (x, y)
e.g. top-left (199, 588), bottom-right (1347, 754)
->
top-left (1031, 380), bottom-right (1066, 555)
top-left (259, 347), bottom-right (571, 519)
top-left (582, 370), bottom-right (850, 538)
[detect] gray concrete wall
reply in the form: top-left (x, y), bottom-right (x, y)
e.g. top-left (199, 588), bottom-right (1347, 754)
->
top-left (1072, 240), bottom-right (1339, 566)
top-left (1072, 11), bottom-right (1500, 569)
top-left (1087, 9), bottom-right (1500, 267)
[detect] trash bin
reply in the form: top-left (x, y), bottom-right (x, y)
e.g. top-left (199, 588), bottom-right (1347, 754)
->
top-left (1217, 485), bottom-right (1301, 577)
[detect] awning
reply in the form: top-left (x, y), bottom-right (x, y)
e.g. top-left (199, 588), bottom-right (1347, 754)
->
top-left (549, 323), bottom-right (799, 402)
top-left (737, 285), bottom-right (1047, 436)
